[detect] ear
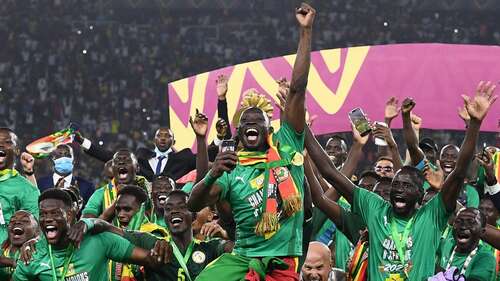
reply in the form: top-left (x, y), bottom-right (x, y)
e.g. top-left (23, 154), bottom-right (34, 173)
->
top-left (66, 208), bottom-right (76, 225)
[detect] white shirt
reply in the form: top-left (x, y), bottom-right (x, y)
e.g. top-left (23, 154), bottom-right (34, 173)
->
top-left (149, 147), bottom-right (172, 174)
top-left (53, 173), bottom-right (73, 188)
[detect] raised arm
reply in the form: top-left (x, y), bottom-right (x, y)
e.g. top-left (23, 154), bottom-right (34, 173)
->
top-left (187, 151), bottom-right (237, 212)
top-left (305, 126), bottom-right (356, 203)
top-left (373, 123), bottom-right (403, 171)
top-left (441, 81), bottom-right (497, 212)
top-left (216, 75), bottom-right (232, 140)
top-left (284, 3), bottom-right (315, 133)
top-left (190, 110), bottom-right (209, 182)
top-left (401, 98), bottom-right (425, 166)
top-left (305, 156), bottom-right (344, 228)
top-left (340, 123), bottom-right (368, 178)
top-left (483, 224), bottom-right (500, 250)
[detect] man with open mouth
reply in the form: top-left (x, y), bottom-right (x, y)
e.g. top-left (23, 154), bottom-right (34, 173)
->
top-left (150, 175), bottom-right (175, 228)
top-left (82, 149), bottom-right (147, 224)
top-left (437, 208), bottom-right (496, 281)
top-left (0, 210), bottom-right (39, 280)
top-left (78, 190), bottom-right (232, 281)
top-left (0, 128), bottom-right (40, 245)
top-left (305, 81), bottom-right (497, 281)
top-left (188, 4), bottom-right (315, 280)
top-left (12, 188), bottom-right (168, 281)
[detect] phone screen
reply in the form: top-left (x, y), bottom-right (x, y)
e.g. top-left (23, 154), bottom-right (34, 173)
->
top-left (220, 140), bottom-right (236, 153)
top-left (348, 108), bottom-right (371, 137)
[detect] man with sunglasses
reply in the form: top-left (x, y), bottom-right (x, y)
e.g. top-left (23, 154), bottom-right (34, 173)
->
top-left (374, 156), bottom-right (395, 178)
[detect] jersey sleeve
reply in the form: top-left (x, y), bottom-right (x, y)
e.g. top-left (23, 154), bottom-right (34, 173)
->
top-left (339, 207), bottom-right (365, 244)
top-left (82, 188), bottom-right (103, 216)
top-left (465, 185), bottom-right (480, 208)
top-left (98, 232), bottom-right (135, 262)
top-left (123, 230), bottom-right (158, 250)
top-left (468, 253), bottom-right (496, 281)
top-left (20, 179), bottom-right (40, 219)
top-left (274, 121), bottom-right (305, 153)
top-left (352, 187), bottom-right (388, 226)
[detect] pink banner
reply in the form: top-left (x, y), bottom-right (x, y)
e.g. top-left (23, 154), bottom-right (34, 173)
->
top-left (168, 43), bottom-right (500, 150)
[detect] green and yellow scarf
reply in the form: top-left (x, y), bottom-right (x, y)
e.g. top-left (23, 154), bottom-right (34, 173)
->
top-left (238, 134), bottom-right (302, 238)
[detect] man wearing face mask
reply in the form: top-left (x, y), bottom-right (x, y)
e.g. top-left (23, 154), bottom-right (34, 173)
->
top-left (37, 144), bottom-right (94, 205)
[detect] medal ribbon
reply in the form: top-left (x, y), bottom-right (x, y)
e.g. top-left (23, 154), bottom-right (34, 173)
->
top-left (169, 239), bottom-right (195, 281)
top-left (390, 216), bottom-right (415, 277)
top-left (446, 246), bottom-right (478, 275)
top-left (48, 244), bottom-right (75, 281)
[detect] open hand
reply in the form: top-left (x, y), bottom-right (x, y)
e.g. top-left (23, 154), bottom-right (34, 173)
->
top-left (189, 109), bottom-right (209, 137)
top-left (151, 239), bottom-right (172, 266)
top-left (295, 3), bottom-right (316, 28)
top-left (67, 221), bottom-right (88, 248)
top-left (216, 75), bottom-right (229, 101)
top-left (276, 77), bottom-right (290, 111)
top-left (20, 238), bottom-right (39, 265)
top-left (423, 160), bottom-right (444, 190)
top-left (385, 97), bottom-right (400, 121)
top-left (200, 221), bottom-right (229, 240)
top-left (462, 81), bottom-right (497, 122)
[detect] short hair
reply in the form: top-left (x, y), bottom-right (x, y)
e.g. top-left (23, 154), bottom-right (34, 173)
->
top-left (53, 144), bottom-right (74, 159)
top-left (61, 186), bottom-right (80, 204)
top-left (326, 135), bottom-right (348, 152)
top-left (440, 144), bottom-right (459, 155)
top-left (39, 188), bottom-right (73, 209)
top-left (166, 190), bottom-right (189, 201)
top-left (113, 149), bottom-right (138, 167)
top-left (459, 207), bottom-right (486, 228)
top-left (377, 177), bottom-right (393, 185)
top-left (117, 185), bottom-right (148, 204)
top-left (358, 170), bottom-right (381, 181)
top-left (376, 156), bottom-right (394, 164)
top-left (155, 127), bottom-right (175, 141)
top-left (0, 127), bottom-right (18, 147)
top-left (395, 166), bottom-right (425, 190)
top-left (152, 175), bottom-right (176, 189)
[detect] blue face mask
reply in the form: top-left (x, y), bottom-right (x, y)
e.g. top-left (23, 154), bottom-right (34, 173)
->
top-left (54, 157), bottom-right (74, 174)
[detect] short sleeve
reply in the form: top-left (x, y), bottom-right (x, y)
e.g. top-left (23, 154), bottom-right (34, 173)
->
top-left (214, 172), bottom-right (231, 201)
top-left (420, 192), bottom-right (450, 231)
top-left (468, 253), bottom-right (496, 281)
top-left (82, 188), bottom-right (103, 216)
top-left (274, 121), bottom-right (304, 153)
top-left (123, 230), bottom-right (158, 250)
top-left (99, 232), bottom-right (135, 262)
top-left (352, 188), bottom-right (388, 225)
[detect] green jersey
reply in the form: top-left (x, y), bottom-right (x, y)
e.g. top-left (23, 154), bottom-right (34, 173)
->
top-left (215, 122), bottom-right (304, 257)
top-left (13, 232), bottom-right (134, 281)
top-left (0, 245), bottom-right (19, 280)
top-left (438, 237), bottom-right (496, 281)
top-left (124, 230), bottom-right (225, 281)
top-left (352, 188), bottom-right (450, 281)
top-left (81, 186), bottom-right (107, 217)
top-left (0, 170), bottom-right (40, 244)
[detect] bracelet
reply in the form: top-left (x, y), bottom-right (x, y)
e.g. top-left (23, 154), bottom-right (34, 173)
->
top-left (204, 171), bottom-right (217, 187)
top-left (80, 218), bottom-right (95, 232)
top-left (24, 170), bottom-right (34, 176)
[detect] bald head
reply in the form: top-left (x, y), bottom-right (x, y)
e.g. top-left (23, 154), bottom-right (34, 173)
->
top-left (302, 242), bottom-right (332, 281)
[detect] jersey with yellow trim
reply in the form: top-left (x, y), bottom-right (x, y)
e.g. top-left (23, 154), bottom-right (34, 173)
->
top-left (123, 230), bottom-right (225, 281)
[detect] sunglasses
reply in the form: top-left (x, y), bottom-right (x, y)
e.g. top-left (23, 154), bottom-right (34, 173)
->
top-left (375, 166), bottom-right (393, 172)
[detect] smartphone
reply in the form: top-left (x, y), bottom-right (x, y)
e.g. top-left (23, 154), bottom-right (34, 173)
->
top-left (374, 121), bottom-right (388, 146)
top-left (348, 108), bottom-right (372, 137)
top-left (220, 140), bottom-right (236, 153)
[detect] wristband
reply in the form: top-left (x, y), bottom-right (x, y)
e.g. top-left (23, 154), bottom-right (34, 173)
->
top-left (23, 170), bottom-right (34, 176)
top-left (204, 171), bottom-right (217, 186)
top-left (80, 218), bottom-right (95, 232)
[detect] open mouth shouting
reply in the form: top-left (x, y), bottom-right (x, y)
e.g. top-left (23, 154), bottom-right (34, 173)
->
top-left (9, 225), bottom-right (26, 244)
top-left (0, 150), bottom-right (7, 166)
top-left (244, 128), bottom-right (259, 145)
top-left (441, 162), bottom-right (455, 174)
top-left (44, 225), bottom-right (60, 243)
top-left (118, 167), bottom-right (129, 181)
top-left (158, 195), bottom-right (167, 206)
top-left (455, 229), bottom-right (472, 244)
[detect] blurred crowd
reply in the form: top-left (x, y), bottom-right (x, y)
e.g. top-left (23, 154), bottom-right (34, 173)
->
top-left (0, 0), bottom-right (498, 183)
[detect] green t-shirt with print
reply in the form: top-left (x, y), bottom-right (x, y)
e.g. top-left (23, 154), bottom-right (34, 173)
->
top-left (353, 188), bottom-right (450, 281)
top-left (438, 237), bottom-right (496, 281)
top-left (12, 232), bottom-right (134, 281)
top-left (0, 170), bottom-right (40, 244)
top-left (215, 122), bottom-right (304, 257)
top-left (124, 230), bottom-right (225, 281)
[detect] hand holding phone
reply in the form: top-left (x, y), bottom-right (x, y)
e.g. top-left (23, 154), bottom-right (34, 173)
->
top-left (348, 108), bottom-right (372, 137)
top-left (220, 140), bottom-right (236, 153)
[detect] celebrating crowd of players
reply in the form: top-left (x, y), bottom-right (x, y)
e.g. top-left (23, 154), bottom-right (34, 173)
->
top-left (0, 3), bottom-right (499, 281)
